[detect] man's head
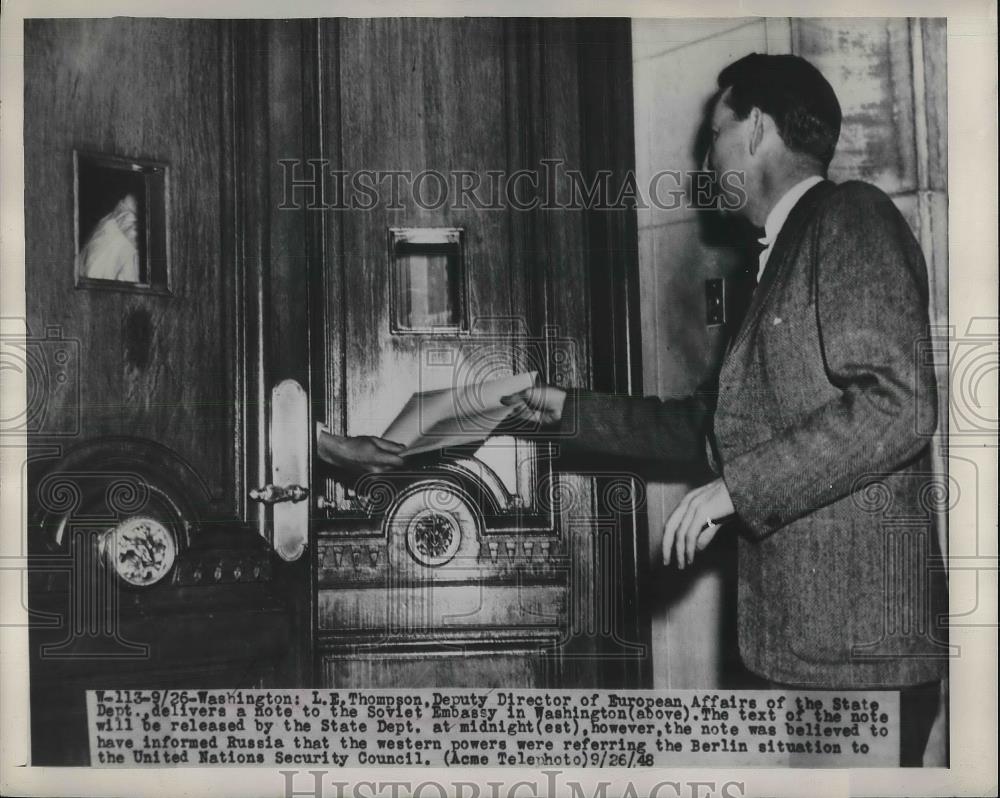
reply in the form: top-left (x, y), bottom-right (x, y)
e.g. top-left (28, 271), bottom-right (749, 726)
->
top-left (703, 53), bottom-right (842, 224)
top-left (717, 53), bottom-right (841, 169)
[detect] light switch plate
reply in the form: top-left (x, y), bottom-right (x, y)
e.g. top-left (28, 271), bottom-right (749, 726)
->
top-left (705, 278), bottom-right (725, 325)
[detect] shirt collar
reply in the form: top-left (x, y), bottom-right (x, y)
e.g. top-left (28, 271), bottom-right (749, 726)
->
top-left (758, 175), bottom-right (825, 246)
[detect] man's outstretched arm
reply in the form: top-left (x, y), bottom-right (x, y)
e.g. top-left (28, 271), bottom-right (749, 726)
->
top-left (501, 384), bottom-right (713, 468)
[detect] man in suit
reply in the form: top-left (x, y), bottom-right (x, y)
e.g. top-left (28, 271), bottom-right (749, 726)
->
top-left (502, 53), bottom-right (946, 763)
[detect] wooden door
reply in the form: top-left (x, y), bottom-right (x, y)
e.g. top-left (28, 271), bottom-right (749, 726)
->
top-left (303, 19), bottom-right (649, 689)
top-left (21, 19), bottom-right (293, 764)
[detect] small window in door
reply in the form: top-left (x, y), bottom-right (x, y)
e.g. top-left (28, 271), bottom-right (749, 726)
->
top-left (389, 228), bottom-right (466, 334)
top-left (74, 151), bottom-right (170, 294)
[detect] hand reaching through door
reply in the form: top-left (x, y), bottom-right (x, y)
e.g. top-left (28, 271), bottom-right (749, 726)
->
top-left (316, 424), bottom-right (405, 475)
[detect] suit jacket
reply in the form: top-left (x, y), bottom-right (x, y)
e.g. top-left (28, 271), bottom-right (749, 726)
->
top-left (559, 180), bottom-right (948, 687)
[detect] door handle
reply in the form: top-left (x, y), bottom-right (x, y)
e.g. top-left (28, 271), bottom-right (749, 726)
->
top-left (269, 379), bottom-right (310, 561)
top-left (249, 483), bottom-right (309, 504)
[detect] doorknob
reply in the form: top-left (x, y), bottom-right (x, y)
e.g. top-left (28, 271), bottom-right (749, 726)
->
top-left (249, 483), bottom-right (309, 504)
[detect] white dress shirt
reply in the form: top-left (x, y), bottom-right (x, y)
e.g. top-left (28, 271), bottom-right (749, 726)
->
top-left (757, 175), bottom-right (825, 282)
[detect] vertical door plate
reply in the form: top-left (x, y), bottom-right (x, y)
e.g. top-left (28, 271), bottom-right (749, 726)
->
top-left (271, 379), bottom-right (309, 561)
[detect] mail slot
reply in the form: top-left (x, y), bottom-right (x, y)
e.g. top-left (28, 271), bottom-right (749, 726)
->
top-left (389, 227), bottom-right (466, 334)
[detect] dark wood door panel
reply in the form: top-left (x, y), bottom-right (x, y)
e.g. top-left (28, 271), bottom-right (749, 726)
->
top-left (22, 20), bottom-right (298, 764)
top-left (23, 19), bottom-right (238, 517)
top-left (327, 18), bottom-right (516, 443)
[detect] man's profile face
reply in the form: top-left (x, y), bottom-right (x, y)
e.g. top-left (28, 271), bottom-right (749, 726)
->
top-left (704, 88), bottom-right (749, 187)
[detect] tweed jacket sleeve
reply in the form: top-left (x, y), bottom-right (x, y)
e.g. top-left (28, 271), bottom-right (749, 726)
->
top-left (554, 387), bottom-right (714, 470)
top-left (721, 182), bottom-right (937, 538)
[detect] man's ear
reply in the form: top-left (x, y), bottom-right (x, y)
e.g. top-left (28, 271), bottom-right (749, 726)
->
top-left (747, 107), bottom-right (765, 156)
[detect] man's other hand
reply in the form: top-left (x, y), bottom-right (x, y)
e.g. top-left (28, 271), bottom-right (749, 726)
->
top-left (316, 428), bottom-right (406, 475)
top-left (500, 384), bottom-right (567, 427)
top-left (663, 477), bottom-right (735, 569)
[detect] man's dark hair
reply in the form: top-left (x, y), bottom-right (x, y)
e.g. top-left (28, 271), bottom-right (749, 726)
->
top-left (718, 53), bottom-right (842, 168)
